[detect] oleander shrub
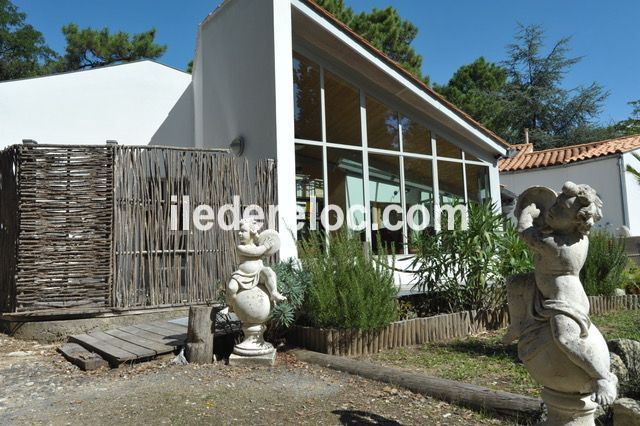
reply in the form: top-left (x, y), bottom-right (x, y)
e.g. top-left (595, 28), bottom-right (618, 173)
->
top-left (410, 202), bottom-right (533, 314)
top-left (298, 230), bottom-right (398, 330)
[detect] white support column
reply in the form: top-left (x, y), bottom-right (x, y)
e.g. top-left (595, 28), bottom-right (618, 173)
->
top-left (272, 0), bottom-right (298, 260)
top-left (488, 164), bottom-right (502, 215)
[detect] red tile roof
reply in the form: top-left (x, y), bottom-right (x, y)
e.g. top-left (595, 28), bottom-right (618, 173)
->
top-left (301, 0), bottom-right (509, 149)
top-left (499, 134), bottom-right (640, 172)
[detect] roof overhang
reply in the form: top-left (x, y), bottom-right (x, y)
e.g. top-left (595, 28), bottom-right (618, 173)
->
top-left (291, 0), bottom-right (508, 158)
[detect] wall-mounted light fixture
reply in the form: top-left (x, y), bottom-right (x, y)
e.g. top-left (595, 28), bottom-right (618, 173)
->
top-left (106, 140), bottom-right (118, 145)
top-left (229, 136), bottom-right (245, 157)
top-left (22, 139), bottom-right (38, 145)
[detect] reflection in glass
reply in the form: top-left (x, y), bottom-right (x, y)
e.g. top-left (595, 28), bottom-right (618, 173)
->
top-left (466, 163), bottom-right (491, 204)
top-left (401, 116), bottom-right (431, 155)
top-left (325, 71), bottom-right (361, 146)
top-left (295, 144), bottom-right (325, 234)
top-left (366, 96), bottom-right (399, 150)
top-left (404, 157), bottom-right (435, 252)
top-left (326, 148), bottom-right (365, 238)
top-left (438, 160), bottom-right (465, 205)
top-left (368, 154), bottom-right (403, 253)
top-left (292, 52), bottom-right (322, 141)
top-left (436, 135), bottom-right (462, 158)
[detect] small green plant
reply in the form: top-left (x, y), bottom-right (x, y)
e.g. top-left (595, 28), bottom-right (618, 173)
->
top-left (581, 230), bottom-right (629, 296)
top-left (410, 202), bottom-right (533, 314)
top-left (298, 230), bottom-right (398, 330)
top-left (266, 259), bottom-right (310, 339)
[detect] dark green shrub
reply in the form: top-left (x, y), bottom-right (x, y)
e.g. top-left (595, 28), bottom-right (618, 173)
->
top-left (581, 230), bottom-right (628, 296)
top-left (410, 202), bottom-right (533, 314)
top-left (298, 231), bottom-right (398, 330)
top-left (266, 259), bottom-right (310, 339)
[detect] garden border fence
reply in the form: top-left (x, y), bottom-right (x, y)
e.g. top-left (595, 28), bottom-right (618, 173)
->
top-left (0, 144), bottom-right (277, 315)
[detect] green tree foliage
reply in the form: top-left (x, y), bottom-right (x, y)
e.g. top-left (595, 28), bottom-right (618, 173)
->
top-left (55, 24), bottom-right (166, 72)
top-left (627, 153), bottom-right (640, 186)
top-left (616, 99), bottom-right (640, 136)
top-left (437, 25), bottom-right (610, 148)
top-left (0, 0), bottom-right (56, 80)
top-left (502, 24), bottom-right (608, 148)
top-left (434, 57), bottom-right (509, 135)
top-left (315, 0), bottom-right (427, 83)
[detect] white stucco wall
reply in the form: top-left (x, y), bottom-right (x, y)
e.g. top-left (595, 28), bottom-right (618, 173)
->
top-left (194, 0), bottom-right (298, 259)
top-left (500, 156), bottom-right (630, 234)
top-left (0, 61), bottom-right (193, 148)
top-left (623, 150), bottom-right (640, 235)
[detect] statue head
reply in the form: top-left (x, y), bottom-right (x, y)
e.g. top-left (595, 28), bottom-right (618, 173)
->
top-left (545, 181), bottom-right (602, 235)
top-left (238, 218), bottom-right (262, 244)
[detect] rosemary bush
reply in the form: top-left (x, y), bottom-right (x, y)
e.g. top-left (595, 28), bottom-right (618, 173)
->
top-left (581, 230), bottom-right (629, 296)
top-left (298, 231), bottom-right (398, 330)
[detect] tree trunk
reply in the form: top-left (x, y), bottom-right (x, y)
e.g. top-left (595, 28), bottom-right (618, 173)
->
top-left (185, 306), bottom-right (215, 364)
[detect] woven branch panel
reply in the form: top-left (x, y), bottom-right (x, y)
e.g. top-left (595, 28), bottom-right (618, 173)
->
top-left (13, 145), bottom-right (114, 311)
top-left (112, 148), bottom-right (277, 308)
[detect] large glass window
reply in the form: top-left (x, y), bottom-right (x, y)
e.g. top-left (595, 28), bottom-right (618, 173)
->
top-left (326, 148), bottom-right (365, 238)
top-left (325, 71), bottom-right (361, 146)
top-left (368, 154), bottom-right (403, 252)
top-left (404, 157), bottom-right (434, 251)
top-left (438, 160), bottom-right (465, 205)
top-left (366, 96), bottom-right (399, 151)
top-left (466, 163), bottom-right (491, 204)
top-left (292, 50), bottom-right (496, 254)
top-left (292, 53), bottom-right (322, 141)
top-left (436, 135), bottom-right (462, 159)
top-left (401, 116), bottom-right (431, 155)
top-left (295, 144), bottom-right (325, 234)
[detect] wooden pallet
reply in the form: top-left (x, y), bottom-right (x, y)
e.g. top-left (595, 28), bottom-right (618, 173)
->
top-left (68, 313), bottom-right (241, 366)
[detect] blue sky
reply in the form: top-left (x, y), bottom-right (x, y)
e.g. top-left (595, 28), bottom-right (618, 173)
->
top-left (14, 0), bottom-right (639, 124)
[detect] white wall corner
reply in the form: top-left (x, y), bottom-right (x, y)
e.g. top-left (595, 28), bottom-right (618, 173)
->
top-left (273, 0), bottom-right (298, 260)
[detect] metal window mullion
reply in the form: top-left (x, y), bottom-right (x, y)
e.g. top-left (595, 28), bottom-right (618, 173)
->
top-left (360, 91), bottom-right (372, 245)
top-left (320, 66), bottom-right (330, 246)
top-left (398, 119), bottom-right (408, 255)
top-left (431, 132), bottom-right (440, 233)
top-left (462, 151), bottom-right (468, 205)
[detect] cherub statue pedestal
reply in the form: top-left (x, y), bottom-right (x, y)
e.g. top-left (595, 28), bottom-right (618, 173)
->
top-left (227, 220), bottom-right (285, 367)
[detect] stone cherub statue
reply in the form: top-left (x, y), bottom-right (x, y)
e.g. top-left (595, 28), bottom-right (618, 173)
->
top-left (226, 218), bottom-right (285, 363)
top-left (504, 181), bottom-right (617, 425)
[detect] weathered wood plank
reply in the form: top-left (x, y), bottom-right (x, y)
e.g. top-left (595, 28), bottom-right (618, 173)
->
top-left (87, 331), bottom-right (156, 359)
top-left (104, 328), bottom-right (173, 354)
top-left (69, 333), bottom-right (138, 364)
top-left (58, 343), bottom-right (109, 371)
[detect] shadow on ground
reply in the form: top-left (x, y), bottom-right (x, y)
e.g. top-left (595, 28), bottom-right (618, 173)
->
top-left (333, 409), bottom-right (402, 425)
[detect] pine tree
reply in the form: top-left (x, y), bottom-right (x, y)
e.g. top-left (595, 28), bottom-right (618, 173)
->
top-left (0, 0), bottom-right (56, 80)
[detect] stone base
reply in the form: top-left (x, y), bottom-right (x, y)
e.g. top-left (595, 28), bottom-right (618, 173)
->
top-left (541, 388), bottom-right (598, 426)
top-left (228, 350), bottom-right (276, 367)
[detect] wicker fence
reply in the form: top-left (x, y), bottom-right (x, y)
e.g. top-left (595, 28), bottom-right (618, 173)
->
top-left (289, 295), bottom-right (640, 356)
top-left (0, 144), bottom-right (277, 315)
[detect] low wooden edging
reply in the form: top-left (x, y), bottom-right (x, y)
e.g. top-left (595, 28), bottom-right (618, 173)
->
top-left (288, 309), bottom-right (508, 356)
top-left (588, 294), bottom-right (640, 315)
top-left (291, 349), bottom-right (543, 422)
top-left (289, 295), bottom-right (640, 356)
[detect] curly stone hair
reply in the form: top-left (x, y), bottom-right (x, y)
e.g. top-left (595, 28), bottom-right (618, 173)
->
top-left (239, 217), bottom-right (262, 237)
top-left (561, 181), bottom-right (603, 234)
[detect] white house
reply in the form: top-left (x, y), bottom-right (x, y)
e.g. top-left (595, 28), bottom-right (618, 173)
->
top-left (0, 0), bottom-right (509, 266)
top-left (500, 135), bottom-right (640, 236)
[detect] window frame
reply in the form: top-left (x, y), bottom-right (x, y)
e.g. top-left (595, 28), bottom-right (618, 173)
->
top-left (292, 47), bottom-right (492, 255)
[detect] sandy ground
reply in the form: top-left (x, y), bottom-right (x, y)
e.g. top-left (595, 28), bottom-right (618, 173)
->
top-left (0, 334), bottom-right (509, 425)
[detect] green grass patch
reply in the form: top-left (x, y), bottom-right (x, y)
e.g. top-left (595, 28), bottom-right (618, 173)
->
top-left (591, 309), bottom-right (640, 341)
top-left (366, 310), bottom-right (640, 397)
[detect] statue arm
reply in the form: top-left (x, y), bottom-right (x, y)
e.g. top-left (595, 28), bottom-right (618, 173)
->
top-left (518, 204), bottom-right (551, 253)
top-left (237, 243), bottom-right (269, 257)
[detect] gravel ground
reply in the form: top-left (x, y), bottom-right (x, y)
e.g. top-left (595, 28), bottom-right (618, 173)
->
top-left (0, 334), bottom-right (509, 425)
